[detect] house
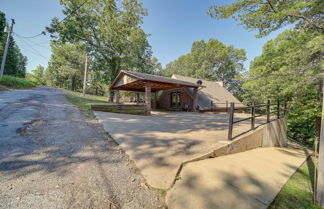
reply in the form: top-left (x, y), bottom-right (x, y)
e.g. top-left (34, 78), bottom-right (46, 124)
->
top-left (110, 70), bottom-right (244, 115)
top-left (165, 74), bottom-right (244, 111)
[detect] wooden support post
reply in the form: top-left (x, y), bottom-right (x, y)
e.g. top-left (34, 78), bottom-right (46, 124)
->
top-left (145, 81), bottom-right (151, 115)
top-left (277, 100), bottom-right (280, 119)
top-left (115, 90), bottom-right (120, 103)
top-left (192, 88), bottom-right (198, 112)
top-left (210, 100), bottom-right (213, 112)
top-left (136, 92), bottom-right (140, 104)
top-left (267, 100), bottom-right (270, 123)
top-left (251, 102), bottom-right (255, 129)
top-left (226, 101), bottom-right (228, 113)
top-left (228, 102), bottom-right (235, 140)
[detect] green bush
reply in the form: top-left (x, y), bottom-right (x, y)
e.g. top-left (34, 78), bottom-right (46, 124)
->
top-left (0, 75), bottom-right (37, 89)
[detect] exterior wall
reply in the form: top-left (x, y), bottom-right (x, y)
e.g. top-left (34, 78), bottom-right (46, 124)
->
top-left (158, 88), bottom-right (193, 111)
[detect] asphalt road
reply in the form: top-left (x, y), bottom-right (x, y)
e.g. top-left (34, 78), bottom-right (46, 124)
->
top-left (0, 87), bottom-right (164, 209)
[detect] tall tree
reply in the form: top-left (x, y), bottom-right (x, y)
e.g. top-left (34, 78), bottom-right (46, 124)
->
top-left (46, 43), bottom-right (85, 91)
top-left (47, 0), bottom-right (152, 100)
top-left (31, 65), bottom-right (46, 85)
top-left (163, 39), bottom-right (246, 96)
top-left (208, 0), bottom-right (324, 38)
top-left (242, 29), bottom-right (322, 143)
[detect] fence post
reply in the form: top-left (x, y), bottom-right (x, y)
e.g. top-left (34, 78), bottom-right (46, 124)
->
top-left (251, 102), bottom-right (255, 129)
top-left (284, 101), bottom-right (287, 116)
top-left (277, 100), bottom-right (280, 119)
top-left (210, 100), bottom-right (213, 112)
top-left (267, 100), bottom-right (270, 123)
top-left (226, 101), bottom-right (228, 114)
top-left (228, 102), bottom-right (235, 140)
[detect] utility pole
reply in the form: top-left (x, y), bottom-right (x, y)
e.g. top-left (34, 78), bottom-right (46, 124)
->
top-left (82, 54), bottom-right (88, 96)
top-left (317, 75), bottom-right (324, 207)
top-left (0, 19), bottom-right (15, 77)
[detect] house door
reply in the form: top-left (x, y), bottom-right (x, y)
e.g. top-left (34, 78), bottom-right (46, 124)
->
top-left (171, 92), bottom-right (180, 108)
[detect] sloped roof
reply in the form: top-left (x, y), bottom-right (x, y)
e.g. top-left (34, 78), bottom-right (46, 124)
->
top-left (124, 71), bottom-right (201, 87)
top-left (110, 71), bottom-right (201, 91)
top-left (172, 74), bottom-right (244, 109)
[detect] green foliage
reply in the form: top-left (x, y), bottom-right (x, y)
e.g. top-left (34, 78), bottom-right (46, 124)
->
top-left (208, 0), bottom-right (324, 38)
top-left (46, 0), bottom-right (153, 89)
top-left (64, 92), bottom-right (109, 118)
top-left (242, 29), bottom-right (322, 146)
top-left (0, 75), bottom-right (37, 89)
top-left (0, 11), bottom-right (27, 77)
top-left (162, 39), bottom-right (246, 97)
top-left (45, 43), bottom-right (85, 91)
top-left (31, 65), bottom-right (46, 85)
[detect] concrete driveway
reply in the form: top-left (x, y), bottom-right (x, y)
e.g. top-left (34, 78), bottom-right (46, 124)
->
top-left (95, 111), bottom-right (267, 189)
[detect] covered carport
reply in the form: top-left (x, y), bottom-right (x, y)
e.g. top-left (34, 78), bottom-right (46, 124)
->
top-left (110, 70), bottom-right (202, 115)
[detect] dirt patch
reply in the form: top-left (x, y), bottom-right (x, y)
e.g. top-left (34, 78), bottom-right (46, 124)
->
top-left (16, 119), bottom-right (47, 136)
top-left (0, 85), bottom-right (9, 91)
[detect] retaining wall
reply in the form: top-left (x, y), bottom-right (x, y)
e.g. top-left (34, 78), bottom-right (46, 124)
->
top-left (91, 104), bottom-right (147, 115)
top-left (186, 118), bottom-right (287, 163)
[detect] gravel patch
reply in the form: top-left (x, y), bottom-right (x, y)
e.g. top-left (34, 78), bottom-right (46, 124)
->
top-left (0, 87), bottom-right (165, 209)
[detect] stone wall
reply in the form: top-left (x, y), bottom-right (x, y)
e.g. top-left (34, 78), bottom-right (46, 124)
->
top-left (91, 104), bottom-right (146, 115)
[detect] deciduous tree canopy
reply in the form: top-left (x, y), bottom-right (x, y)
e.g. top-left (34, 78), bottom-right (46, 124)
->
top-left (208, 0), bottom-right (324, 38)
top-left (163, 39), bottom-right (246, 97)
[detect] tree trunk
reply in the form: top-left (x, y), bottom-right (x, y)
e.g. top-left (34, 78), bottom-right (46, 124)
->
top-left (317, 77), bottom-right (324, 207)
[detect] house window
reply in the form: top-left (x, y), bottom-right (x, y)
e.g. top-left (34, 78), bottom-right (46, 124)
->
top-left (171, 92), bottom-right (180, 108)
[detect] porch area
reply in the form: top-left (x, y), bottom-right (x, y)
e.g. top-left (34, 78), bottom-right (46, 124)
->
top-left (110, 70), bottom-right (202, 115)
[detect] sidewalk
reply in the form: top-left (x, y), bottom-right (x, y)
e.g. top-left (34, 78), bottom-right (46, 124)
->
top-left (166, 147), bottom-right (309, 209)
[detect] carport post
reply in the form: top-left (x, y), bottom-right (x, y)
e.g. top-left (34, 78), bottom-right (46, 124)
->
top-left (145, 81), bottom-right (151, 115)
top-left (228, 102), bottom-right (235, 140)
top-left (115, 90), bottom-right (120, 103)
top-left (192, 88), bottom-right (198, 112)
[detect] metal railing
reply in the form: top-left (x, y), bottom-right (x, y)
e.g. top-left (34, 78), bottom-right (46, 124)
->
top-left (228, 100), bottom-right (287, 140)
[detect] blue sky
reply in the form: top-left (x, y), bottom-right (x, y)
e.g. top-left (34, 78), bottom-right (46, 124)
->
top-left (1, 0), bottom-right (288, 72)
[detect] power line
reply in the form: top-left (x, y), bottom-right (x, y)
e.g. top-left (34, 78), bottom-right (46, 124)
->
top-left (16, 31), bottom-right (46, 39)
top-left (54, 0), bottom-right (90, 26)
top-left (15, 35), bottom-right (49, 61)
top-left (15, 0), bottom-right (90, 40)
top-left (14, 33), bottom-right (51, 51)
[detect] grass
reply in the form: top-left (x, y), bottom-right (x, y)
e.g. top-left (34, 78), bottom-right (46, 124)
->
top-left (0, 75), bottom-right (37, 90)
top-left (64, 92), bottom-right (110, 118)
top-left (269, 156), bottom-right (323, 209)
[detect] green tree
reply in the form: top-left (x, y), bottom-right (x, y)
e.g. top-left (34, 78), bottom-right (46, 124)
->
top-left (47, 0), bottom-right (152, 100)
top-left (0, 11), bottom-right (27, 78)
top-left (163, 39), bottom-right (246, 96)
top-left (242, 29), bottom-right (323, 145)
top-left (208, 0), bottom-right (324, 38)
top-left (31, 65), bottom-right (46, 85)
top-left (46, 43), bottom-right (85, 91)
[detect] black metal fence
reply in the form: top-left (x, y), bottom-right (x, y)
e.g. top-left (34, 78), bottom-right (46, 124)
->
top-left (228, 100), bottom-right (287, 140)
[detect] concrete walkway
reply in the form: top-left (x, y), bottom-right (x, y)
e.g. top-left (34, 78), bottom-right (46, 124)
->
top-left (95, 111), bottom-right (267, 189)
top-left (166, 147), bottom-right (309, 209)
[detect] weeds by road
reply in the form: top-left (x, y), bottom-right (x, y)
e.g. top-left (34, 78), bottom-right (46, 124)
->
top-left (0, 75), bottom-right (37, 90)
top-left (64, 92), bottom-right (109, 118)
